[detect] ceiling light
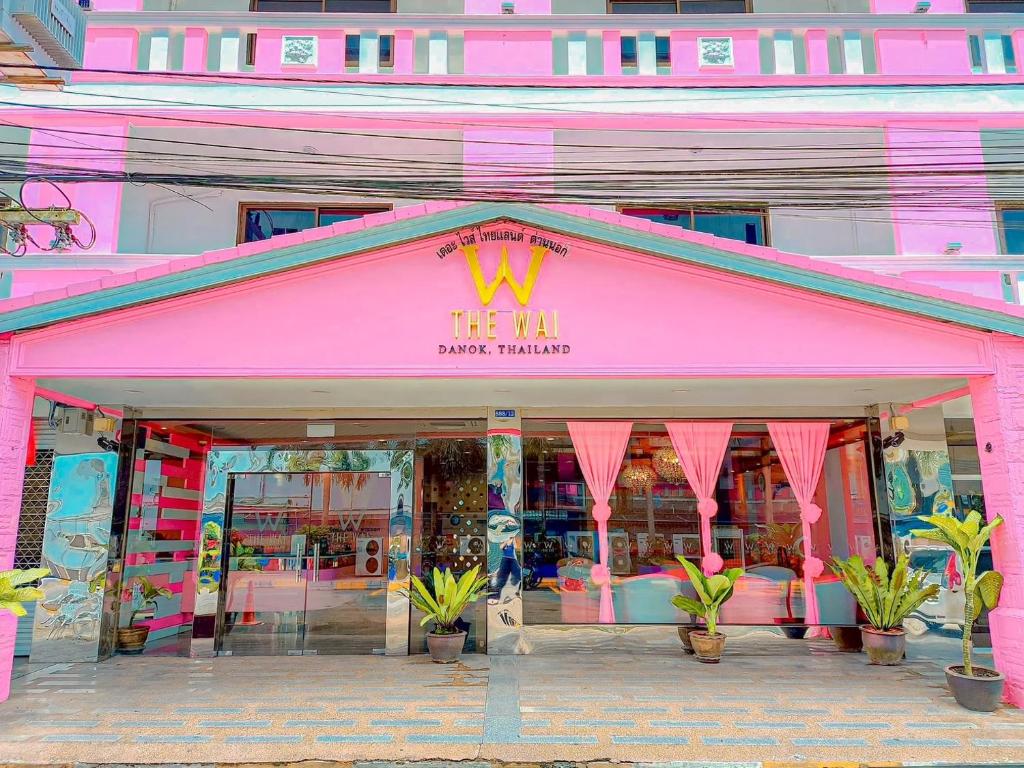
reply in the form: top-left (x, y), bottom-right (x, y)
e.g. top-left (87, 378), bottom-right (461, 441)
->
top-left (673, 388), bottom-right (689, 393)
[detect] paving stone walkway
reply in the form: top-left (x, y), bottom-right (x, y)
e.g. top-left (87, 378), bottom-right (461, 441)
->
top-left (0, 629), bottom-right (1020, 766)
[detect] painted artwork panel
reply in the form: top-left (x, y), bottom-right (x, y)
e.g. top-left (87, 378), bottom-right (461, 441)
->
top-left (486, 430), bottom-right (523, 649)
top-left (30, 452), bottom-right (118, 662)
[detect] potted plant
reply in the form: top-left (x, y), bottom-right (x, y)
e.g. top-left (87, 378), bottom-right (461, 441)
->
top-left (830, 554), bottom-right (938, 665)
top-left (117, 575), bottom-right (172, 654)
top-left (402, 565), bottom-right (488, 663)
top-left (912, 511), bottom-right (1004, 711)
top-left (0, 568), bottom-right (49, 617)
top-left (669, 556), bottom-right (743, 664)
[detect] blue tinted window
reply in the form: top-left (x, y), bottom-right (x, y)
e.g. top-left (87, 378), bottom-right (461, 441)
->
top-left (622, 207), bottom-right (767, 246)
top-left (244, 208), bottom-right (316, 242)
top-left (620, 36), bottom-right (638, 67)
top-left (1001, 209), bottom-right (1024, 254)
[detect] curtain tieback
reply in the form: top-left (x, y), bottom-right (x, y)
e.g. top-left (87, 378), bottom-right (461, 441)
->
top-left (697, 498), bottom-right (718, 518)
top-left (804, 555), bottom-right (825, 579)
top-left (591, 563), bottom-right (610, 585)
top-left (800, 502), bottom-right (823, 525)
top-left (592, 501), bottom-right (612, 523)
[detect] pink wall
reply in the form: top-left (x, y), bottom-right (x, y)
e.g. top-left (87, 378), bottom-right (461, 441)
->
top-left (463, 128), bottom-right (554, 194)
top-left (24, 126), bottom-right (128, 255)
top-left (9, 229), bottom-right (992, 378)
top-left (465, 0), bottom-right (552, 12)
top-left (871, 0), bottom-right (966, 11)
top-left (876, 29), bottom-right (974, 76)
top-left (0, 341), bottom-right (35, 701)
top-left (887, 125), bottom-right (998, 256)
top-left (464, 31), bottom-right (553, 76)
top-left (969, 335), bottom-right (1024, 706)
top-left (10, 271), bottom-right (118, 300)
top-left (899, 271), bottom-right (1006, 301)
top-left (83, 28), bottom-right (138, 71)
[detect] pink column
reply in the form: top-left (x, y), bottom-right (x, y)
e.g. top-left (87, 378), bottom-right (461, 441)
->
top-left (0, 340), bottom-right (35, 702)
top-left (968, 334), bottom-right (1024, 707)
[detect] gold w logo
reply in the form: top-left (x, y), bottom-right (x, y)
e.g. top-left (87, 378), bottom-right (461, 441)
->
top-left (462, 244), bottom-right (548, 307)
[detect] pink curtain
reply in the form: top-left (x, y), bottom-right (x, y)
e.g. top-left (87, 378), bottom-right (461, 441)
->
top-left (568, 421), bottom-right (633, 624)
top-left (666, 422), bottom-right (733, 576)
top-left (767, 422), bottom-right (830, 630)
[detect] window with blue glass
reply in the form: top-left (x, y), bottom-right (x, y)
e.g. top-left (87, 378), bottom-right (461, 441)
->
top-left (999, 207), bottom-right (1024, 254)
top-left (621, 206), bottom-right (768, 246)
top-left (967, 1), bottom-right (1024, 11)
top-left (240, 205), bottom-right (388, 243)
top-left (609, 0), bottom-right (749, 12)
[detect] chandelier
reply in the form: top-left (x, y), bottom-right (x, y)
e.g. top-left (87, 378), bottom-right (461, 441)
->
top-left (622, 464), bottom-right (657, 494)
top-left (652, 447), bottom-right (686, 484)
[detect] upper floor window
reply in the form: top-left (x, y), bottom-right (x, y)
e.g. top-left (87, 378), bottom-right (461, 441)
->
top-left (998, 206), bottom-right (1024, 254)
top-left (250, 0), bottom-right (394, 12)
top-left (239, 204), bottom-right (389, 244)
top-left (621, 205), bottom-right (768, 246)
top-left (609, 0), bottom-right (749, 13)
top-left (967, 1), bottom-right (1024, 11)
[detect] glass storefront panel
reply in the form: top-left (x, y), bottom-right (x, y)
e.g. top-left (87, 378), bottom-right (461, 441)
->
top-left (113, 418), bottom-right (488, 656)
top-left (522, 421), bottom-right (877, 627)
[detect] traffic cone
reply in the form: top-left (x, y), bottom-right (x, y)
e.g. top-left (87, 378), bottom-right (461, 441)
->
top-left (238, 580), bottom-right (260, 626)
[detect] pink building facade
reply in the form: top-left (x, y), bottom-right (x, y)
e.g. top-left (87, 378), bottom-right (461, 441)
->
top-left (1, 0), bottom-right (1024, 708)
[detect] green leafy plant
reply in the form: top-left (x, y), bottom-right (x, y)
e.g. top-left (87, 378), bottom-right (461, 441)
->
top-left (669, 556), bottom-right (743, 635)
top-left (0, 568), bottom-right (49, 617)
top-left (829, 554), bottom-right (939, 632)
top-left (911, 511), bottom-right (1004, 676)
top-left (128, 575), bottom-right (173, 627)
top-left (401, 565), bottom-right (488, 635)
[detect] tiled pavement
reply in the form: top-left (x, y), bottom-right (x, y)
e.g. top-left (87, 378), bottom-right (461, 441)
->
top-left (0, 629), bottom-right (1021, 766)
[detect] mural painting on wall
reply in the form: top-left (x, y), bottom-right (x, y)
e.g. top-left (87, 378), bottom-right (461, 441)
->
top-left (885, 446), bottom-right (956, 550)
top-left (883, 440), bottom-right (976, 637)
top-left (195, 447), bottom-right (414, 653)
top-left (486, 431), bottom-right (523, 635)
top-left (31, 452), bottom-right (118, 661)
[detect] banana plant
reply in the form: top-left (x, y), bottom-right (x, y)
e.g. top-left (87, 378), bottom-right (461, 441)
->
top-left (401, 565), bottom-right (488, 635)
top-left (911, 511), bottom-right (1004, 677)
top-left (829, 554), bottom-right (939, 632)
top-left (669, 556), bottom-right (743, 635)
top-left (0, 568), bottom-right (50, 617)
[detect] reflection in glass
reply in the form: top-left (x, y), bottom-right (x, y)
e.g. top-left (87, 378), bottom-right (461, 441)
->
top-left (522, 422), bottom-right (875, 628)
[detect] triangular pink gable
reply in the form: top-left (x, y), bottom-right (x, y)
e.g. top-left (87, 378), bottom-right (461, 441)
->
top-left (10, 226), bottom-right (989, 378)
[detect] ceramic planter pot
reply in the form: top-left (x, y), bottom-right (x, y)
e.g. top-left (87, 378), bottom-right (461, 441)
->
top-left (832, 625), bottom-right (864, 653)
top-left (945, 665), bottom-right (1005, 712)
top-left (689, 631), bottom-right (726, 664)
top-left (116, 625), bottom-right (150, 654)
top-left (677, 625), bottom-right (699, 655)
top-left (861, 627), bottom-right (905, 665)
top-left (426, 631), bottom-right (467, 664)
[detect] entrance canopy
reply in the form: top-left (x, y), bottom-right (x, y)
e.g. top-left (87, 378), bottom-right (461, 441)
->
top-left (1, 202), bottom-right (1021, 408)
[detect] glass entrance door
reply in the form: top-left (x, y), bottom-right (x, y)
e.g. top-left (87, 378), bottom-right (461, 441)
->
top-left (215, 471), bottom-right (392, 655)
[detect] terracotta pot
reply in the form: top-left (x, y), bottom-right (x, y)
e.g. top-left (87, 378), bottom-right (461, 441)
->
top-left (832, 625), bottom-right (864, 653)
top-left (116, 625), bottom-right (150, 654)
top-left (426, 631), bottom-right (467, 664)
top-left (861, 627), bottom-right (905, 665)
top-left (677, 625), bottom-right (699, 655)
top-left (945, 665), bottom-right (1005, 712)
top-left (689, 631), bottom-right (726, 664)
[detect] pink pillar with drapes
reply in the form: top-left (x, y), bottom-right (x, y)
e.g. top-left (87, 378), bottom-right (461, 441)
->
top-left (666, 422), bottom-right (734, 576)
top-left (767, 422), bottom-right (831, 631)
top-left (567, 422), bottom-right (632, 624)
